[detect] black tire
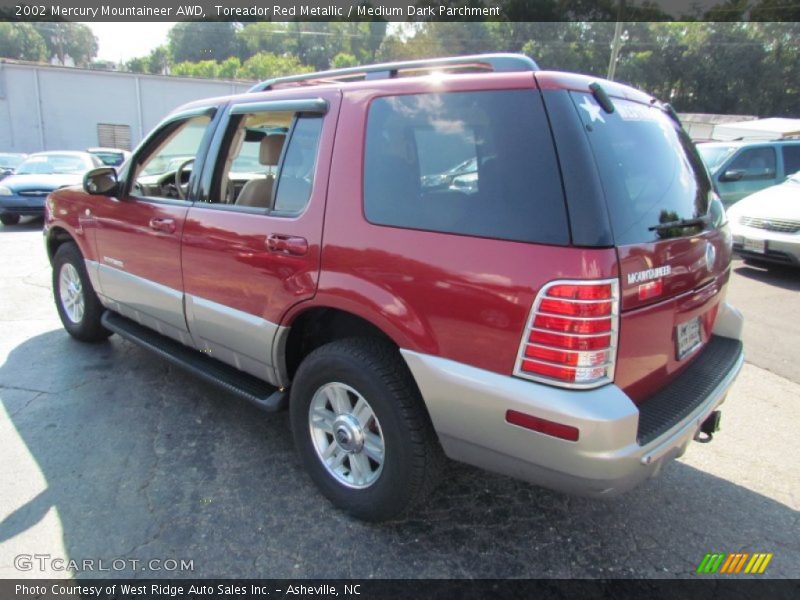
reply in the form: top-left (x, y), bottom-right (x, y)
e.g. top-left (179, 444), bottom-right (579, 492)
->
top-left (52, 242), bottom-right (112, 342)
top-left (290, 337), bottom-right (444, 521)
top-left (0, 213), bottom-right (20, 226)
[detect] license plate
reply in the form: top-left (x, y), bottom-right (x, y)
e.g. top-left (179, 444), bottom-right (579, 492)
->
top-left (676, 316), bottom-right (703, 360)
top-left (743, 237), bottom-right (766, 254)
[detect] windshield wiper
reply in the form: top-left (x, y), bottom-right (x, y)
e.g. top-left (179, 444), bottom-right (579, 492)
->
top-left (648, 216), bottom-right (709, 231)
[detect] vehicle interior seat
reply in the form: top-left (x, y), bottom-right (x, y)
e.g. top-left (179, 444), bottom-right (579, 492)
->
top-left (236, 134), bottom-right (285, 208)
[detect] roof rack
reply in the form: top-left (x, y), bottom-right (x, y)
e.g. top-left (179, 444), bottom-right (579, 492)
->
top-left (248, 53), bottom-right (539, 93)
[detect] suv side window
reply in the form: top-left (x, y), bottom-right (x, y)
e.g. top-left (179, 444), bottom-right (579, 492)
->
top-left (782, 145), bottom-right (800, 176)
top-left (210, 110), bottom-right (323, 215)
top-left (363, 90), bottom-right (569, 245)
top-left (131, 115), bottom-right (212, 200)
top-left (727, 147), bottom-right (777, 180)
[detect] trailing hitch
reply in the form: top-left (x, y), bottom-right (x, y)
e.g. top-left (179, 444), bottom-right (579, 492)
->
top-left (694, 411), bottom-right (721, 444)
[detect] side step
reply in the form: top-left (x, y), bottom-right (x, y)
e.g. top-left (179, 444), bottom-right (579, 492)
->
top-left (101, 311), bottom-right (288, 412)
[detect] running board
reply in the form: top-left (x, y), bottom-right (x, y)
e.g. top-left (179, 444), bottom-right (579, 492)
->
top-left (101, 311), bottom-right (288, 413)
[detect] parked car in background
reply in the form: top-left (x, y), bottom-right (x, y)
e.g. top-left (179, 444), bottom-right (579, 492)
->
top-left (0, 151), bottom-right (101, 225)
top-left (0, 153), bottom-right (27, 180)
top-left (698, 140), bottom-right (800, 206)
top-left (728, 171), bottom-right (800, 267)
top-left (87, 147), bottom-right (131, 167)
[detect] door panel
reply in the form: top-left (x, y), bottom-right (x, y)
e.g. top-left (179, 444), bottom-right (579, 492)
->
top-left (93, 199), bottom-right (191, 343)
top-left (180, 92), bottom-right (340, 383)
top-left (93, 111), bottom-right (215, 343)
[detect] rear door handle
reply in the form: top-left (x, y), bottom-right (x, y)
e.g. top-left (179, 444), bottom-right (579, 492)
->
top-left (149, 218), bottom-right (176, 234)
top-left (266, 234), bottom-right (308, 256)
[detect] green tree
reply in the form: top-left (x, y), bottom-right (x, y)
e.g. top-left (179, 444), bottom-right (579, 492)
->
top-left (171, 60), bottom-right (220, 79)
top-left (169, 22), bottom-right (238, 63)
top-left (0, 23), bottom-right (47, 61)
top-left (331, 52), bottom-right (359, 69)
top-left (31, 22), bottom-right (98, 67)
top-left (125, 56), bottom-right (150, 74)
top-left (218, 56), bottom-right (241, 79)
top-left (236, 22), bottom-right (288, 59)
top-left (236, 52), bottom-right (313, 81)
top-left (147, 45), bottom-right (170, 75)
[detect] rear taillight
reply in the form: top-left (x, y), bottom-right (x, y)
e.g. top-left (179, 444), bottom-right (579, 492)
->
top-left (514, 279), bottom-right (619, 389)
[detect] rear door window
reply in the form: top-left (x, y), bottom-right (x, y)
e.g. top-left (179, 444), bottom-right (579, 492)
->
top-left (572, 92), bottom-right (715, 244)
top-left (782, 145), bottom-right (800, 176)
top-left (209, 110), bottom-right (323, 216)
top-left (363, 90), bottom-right (569, 245)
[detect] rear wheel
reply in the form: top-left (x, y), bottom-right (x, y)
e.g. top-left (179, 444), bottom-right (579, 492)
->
top-left (52, 242), bottom-right (112, 342)
top-left (290, 338), bottom-right (443, 521)
top-left (0, 214), bottom-right (20, 226)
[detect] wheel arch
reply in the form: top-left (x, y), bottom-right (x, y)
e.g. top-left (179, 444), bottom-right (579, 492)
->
top-left (280, 305), bottom-right (401, 383)
top-left (46, 225), bottom-right (84, 265)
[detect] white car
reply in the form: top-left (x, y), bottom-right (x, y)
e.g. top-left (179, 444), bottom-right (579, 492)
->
top-left (728, 171), bottom-right (800, 266)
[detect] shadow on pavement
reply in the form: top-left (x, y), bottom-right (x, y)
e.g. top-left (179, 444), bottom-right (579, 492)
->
top-left (733, 259), bottom-right (800, 292)
top-left (0, 217), bottom-right (44, 234)
top-left (1, 329), bottom-right (796, 579)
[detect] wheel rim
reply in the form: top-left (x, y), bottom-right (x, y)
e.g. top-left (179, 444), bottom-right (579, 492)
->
top-left (58, 263), bottom-right (85, 324)
top-left (308, 382), bottom-right (385, 489)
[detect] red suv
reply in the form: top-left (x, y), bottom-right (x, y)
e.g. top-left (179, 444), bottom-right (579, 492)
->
top-left (44, 54), bottom-right (744, 521)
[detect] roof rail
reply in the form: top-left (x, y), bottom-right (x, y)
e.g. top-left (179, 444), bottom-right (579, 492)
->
top-left (248, 53), bottom-right (539, 93)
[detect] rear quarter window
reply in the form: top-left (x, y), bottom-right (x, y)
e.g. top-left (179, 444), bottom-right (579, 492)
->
top-left (363, 90), bottom-right (569, 245)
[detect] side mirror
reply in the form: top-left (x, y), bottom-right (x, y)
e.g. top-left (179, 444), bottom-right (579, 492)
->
top-left (83, 167), bottom-right (119, 196)
top-left (719, 169), bottom-right (744, 182)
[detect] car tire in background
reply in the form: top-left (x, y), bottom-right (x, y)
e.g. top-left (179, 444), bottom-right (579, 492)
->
top-left (0, 214), bottom-right (20, 226)
top-left (290, 337), bottom-right (444, 521)
top-left (52, 242), bottom-right (112, 343)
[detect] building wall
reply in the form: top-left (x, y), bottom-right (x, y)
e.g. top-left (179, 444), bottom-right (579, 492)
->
top-left (0, 61), bottom-right (252, 154)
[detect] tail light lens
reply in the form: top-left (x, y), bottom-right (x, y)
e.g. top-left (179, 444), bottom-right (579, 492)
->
top-left (514, 279), bottom-right (619, 389)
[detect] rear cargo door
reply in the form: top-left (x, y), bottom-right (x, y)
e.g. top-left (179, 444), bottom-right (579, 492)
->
top-left (570, 91), bottom-right (732, 402)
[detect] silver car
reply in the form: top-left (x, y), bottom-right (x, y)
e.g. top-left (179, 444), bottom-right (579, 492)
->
top-left (728, 171), bottom-right (800, 266)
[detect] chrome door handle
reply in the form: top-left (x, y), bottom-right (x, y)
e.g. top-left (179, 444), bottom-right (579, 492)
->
top-left (266, 234), bottom-right (308, 256)
top-left (149, 218), bottom-right (176, 234)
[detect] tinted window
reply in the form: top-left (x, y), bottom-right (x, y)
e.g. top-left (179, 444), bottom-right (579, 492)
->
top-left (782, 145), bottom-right (800, 177)
top-left (274, 117), bottom-right (323, 214)
top-left (572, 92), bottom-right (714, 244)
top-left (364, 90), bottom-right (568, 245)
top-left (728, 147), bottom-right (776, 179)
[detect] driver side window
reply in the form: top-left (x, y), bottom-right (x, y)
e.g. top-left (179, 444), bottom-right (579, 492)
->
top-left (132, 115), bottom-right (212, 201)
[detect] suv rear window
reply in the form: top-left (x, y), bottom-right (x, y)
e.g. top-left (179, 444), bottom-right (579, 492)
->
top-left (364, 90), bottom-right (569, 245)
top-left (572, 93), bottom-right (713, 245)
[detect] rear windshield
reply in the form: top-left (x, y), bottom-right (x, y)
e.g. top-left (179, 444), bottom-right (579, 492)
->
top-left (364, 90), bottom-right (569, 245)
top-left (572, 92), bottom-right (714, 245)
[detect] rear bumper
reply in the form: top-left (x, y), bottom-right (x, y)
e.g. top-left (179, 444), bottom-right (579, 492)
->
top-left (402, 302), bottom-right (744, 497)
top-left (731, 228), bottom-right (800, 266)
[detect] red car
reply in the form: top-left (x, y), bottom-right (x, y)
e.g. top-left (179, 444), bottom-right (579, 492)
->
top-left (44, 54), bottom-right (744, 521)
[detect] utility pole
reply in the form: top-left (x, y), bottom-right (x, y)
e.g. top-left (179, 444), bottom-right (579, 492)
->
top-left (607, 0), bottom-right (625, 81)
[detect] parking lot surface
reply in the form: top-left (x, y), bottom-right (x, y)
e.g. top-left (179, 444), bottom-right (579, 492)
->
top-left (1, 220), bottom-right (798, 579)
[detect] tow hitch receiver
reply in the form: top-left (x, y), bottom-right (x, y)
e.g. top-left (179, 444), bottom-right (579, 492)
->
top-left (695, 411), bottom-right (721, 443)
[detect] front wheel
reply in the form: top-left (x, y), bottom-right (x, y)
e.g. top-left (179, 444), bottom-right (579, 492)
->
top-left (290, 338), bottom-right (443, 521)
top-left (52, 242), bottom-right (112, 342)
top-left (0, 213), bottom-right (20, 226)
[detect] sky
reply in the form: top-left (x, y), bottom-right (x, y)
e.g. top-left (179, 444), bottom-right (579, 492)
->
top-left (83, 22), bottom-right (177, 63)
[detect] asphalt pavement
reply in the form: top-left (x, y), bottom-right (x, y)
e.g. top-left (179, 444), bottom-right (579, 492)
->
top-left (0, 219), bottom-right (798, 579)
